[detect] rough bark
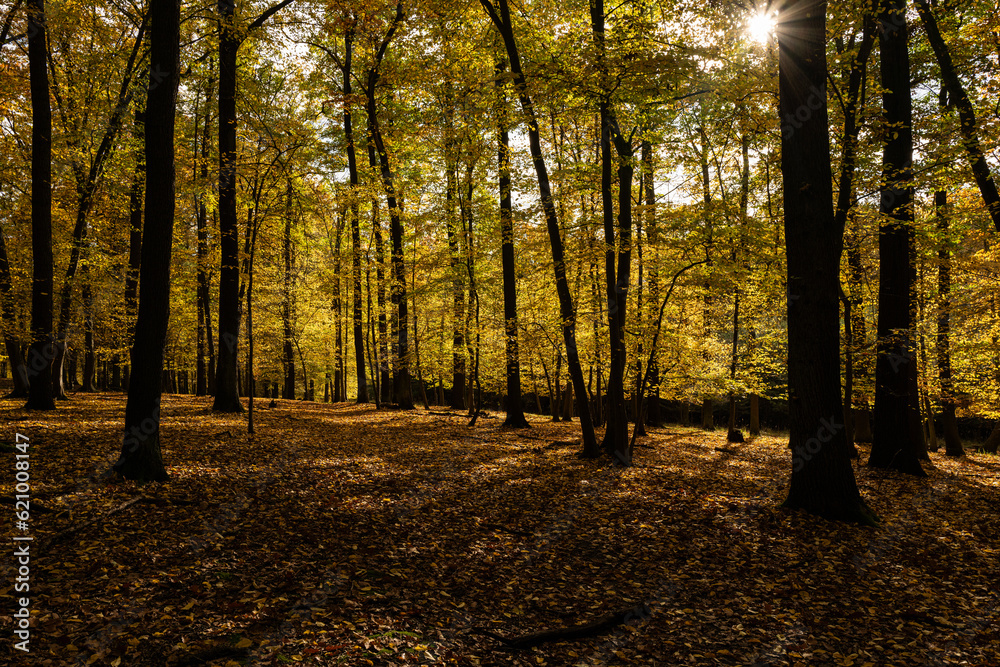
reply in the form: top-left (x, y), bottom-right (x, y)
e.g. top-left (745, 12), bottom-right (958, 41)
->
top-left (777, 0), bottom-right (876, 523)
top-left (914, 0), bottom-right (1000, 231)
top-left (869, 0), bottom-right (926, 475)
top-left (480, 0), bottom-right (597, 456)
top-left (497, 58), bottom-right (528, 428)
top-left (112, 0), bottom-right (179, 482)
top-left (935, 189), bottom-right (963, 456)
top-left (25, 0), bottom-right (55, 411)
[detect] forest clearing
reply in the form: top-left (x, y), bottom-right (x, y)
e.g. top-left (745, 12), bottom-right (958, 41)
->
top-left (2, 392), bottom-right (999, 666)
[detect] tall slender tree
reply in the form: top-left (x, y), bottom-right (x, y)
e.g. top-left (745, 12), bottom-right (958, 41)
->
top-left (214, 0), bottom-right (296, 413)
top-left (496, 57), bottom-right (528, 429)
top-left (868, 0), bottom-right (926, 475)
top-left (112, 0), bottom-right (180, 481)
top-left (479, 0), bottom-right (597, 457)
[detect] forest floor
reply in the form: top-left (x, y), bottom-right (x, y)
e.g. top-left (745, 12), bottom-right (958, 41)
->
top-left (1, 392), bottom-right (999, 667)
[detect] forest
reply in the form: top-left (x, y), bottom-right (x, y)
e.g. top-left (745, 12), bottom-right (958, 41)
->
top-left (2, 0), bottom-right (1000, 664)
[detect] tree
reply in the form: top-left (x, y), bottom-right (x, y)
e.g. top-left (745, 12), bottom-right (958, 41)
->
top-left (111, 0), bottom-right (180, 482)
top-left (24, 0), bottom-right (55, 411)
top-left (363, 0), bottom-right (412, 409)
top-left (479, 0), bottom-right (597, 457)
top-left (777, 0), bottom-right (875, 523)
top-left (868, 0), bottom-right (926, 476)
top-left (496, 57), bottom-right (528, 429)
top-left (214, 0), bottom-right (296, 413)
top-left (914, 0), bottom-right (1000, 232)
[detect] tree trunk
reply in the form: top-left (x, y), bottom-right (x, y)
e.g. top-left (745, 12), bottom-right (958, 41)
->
top-left (373, 201), bottom-right (391, 403)
top-left (196, 66), bottom-right (213, 397)
top-left (0, 221), bottom-right (28, 398)
top-left (497, 59), bottom-right (529, 428)
top-left (914, 0), bottom-right (1000, 230)
top-left (445, 111), bottom-right (467, 411)
top-left (24, 0), bottom-right (55, 411)
top-left (213, 0), bottom-right (243, 413)
top-left (699, 126), bottom-right (714, 433)
top-left (481, 0), bottom-right (597, 456)
top-left (81, 268), bottom-right (96, 392)
top-left (869, 0), bottom-right (926, 475)
top-left (642, 139), bottom-right (661, 427)
top-left (112, 0), bottom-right (178, 481)
top-left (777, 0), bottom-right (875, 523)
top-left (333, 208), bottom-right (344, 403)
top-left (338, 26), bottom-right (369, 404)
top-left (749, 394), bottom-right (760, 436)
top-left (935, 189), bottom-right (964, 456)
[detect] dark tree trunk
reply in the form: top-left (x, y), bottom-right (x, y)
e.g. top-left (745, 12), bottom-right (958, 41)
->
top-left (727, 134), bottom-right (750, 443)
top-left (213, 0), bottom-right (243, 413)
top-left (81, 268), bottom-right (96, 392)
top-left (330, 24), bottom-right (369, 404)
top-left (914, 0), bottom-right (1000, 230)
top-left (869, 0), bottom-right (926, 475)
top-left (112, 0), bottom-right (178, 481)
top-left (446, 154), bottom-right (467, 410)
top-left (363, 4), bottom-right (411, 409)
top-left (0, 219), bottom-right (28, 398)
top-left (777, 0), bottom-right (875, 523)
top-left (846, 215), bottom-right (872, 442)
top-left (125, 108), bottom-right (145, 352)
top-left (372, 201), bottom-right (391, 403)
top-left (642, 139), bottom-right (661, 427)
top-left (24, 0), bottom-right (55, 411)
top-left (196, 66), bottom-right (213, 397)
top-left (699, 128), bottom-right (714, 432)
top-left (481, 0), bottom-right (597, 455)
top-left (935, 189), bottom-right (963, 456)
top-left (333, 209), bottom-right (345, 403)
top-left (211, 0), bottom-right (294, 411)
top-left (497, 59), bottom-right (529, 428)
top-left (283, 182), bottom-right (296, 400)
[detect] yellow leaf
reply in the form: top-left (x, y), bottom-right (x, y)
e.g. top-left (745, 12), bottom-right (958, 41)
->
top-left (235, 638), bottom-right (253, 649)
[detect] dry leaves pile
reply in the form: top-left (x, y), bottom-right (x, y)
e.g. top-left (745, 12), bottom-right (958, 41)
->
top-left (1, 393), bottom-right (999, 666)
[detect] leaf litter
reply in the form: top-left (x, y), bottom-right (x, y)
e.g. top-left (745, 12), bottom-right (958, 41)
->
top-left (1, 393), bottom-right (999, 666)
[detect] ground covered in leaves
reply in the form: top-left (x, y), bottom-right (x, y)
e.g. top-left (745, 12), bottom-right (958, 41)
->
top-left (2, 392), bottom-right (999, 666)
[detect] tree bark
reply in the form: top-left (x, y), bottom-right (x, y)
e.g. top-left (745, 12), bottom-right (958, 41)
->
top-left (497, 58), bottom-right (529, 428)
top-left (0, 219), bottom-right (28, 398)
top-left (212, 0), bottom-right (296, 412)
top-left (24, 0), bottom-right (55, 411)
top-left (213, 0), bottom-right (244, 412)
top-left (777, 0), bottom-right (875, 523)
top-left (280, 182), bottom-right (296, 399)
top-left (869, 0), bottom-right (926, 475)
top-left (112, 0), bottom-right (179, 481)
top-left (337, 24), bottom-right (369, 403)
top-left (196, 65), bottom-right (213, 397)
top-left (642, 139), bottom-right (660, 427)
top-left (914, 0), bottom-right (1000, 231)
top-left (935, 189), bottom-right (963, 456)
top-left (482, 0), bottom-right (598, 452)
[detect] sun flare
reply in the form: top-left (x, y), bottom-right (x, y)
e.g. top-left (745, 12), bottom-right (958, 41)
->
top-left (747, 11), bottom-right (776, 45)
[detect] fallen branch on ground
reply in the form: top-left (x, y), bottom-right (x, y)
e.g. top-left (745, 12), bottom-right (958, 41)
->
top-left (472, 604), bottom-right (651, 649)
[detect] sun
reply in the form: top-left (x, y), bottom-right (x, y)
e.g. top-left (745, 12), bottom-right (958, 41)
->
top-left (747, 11), bottom-right (776, 45)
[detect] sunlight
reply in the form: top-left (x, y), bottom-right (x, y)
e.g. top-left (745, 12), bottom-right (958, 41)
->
top-left (747, 11), bottom-right (776, 45)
